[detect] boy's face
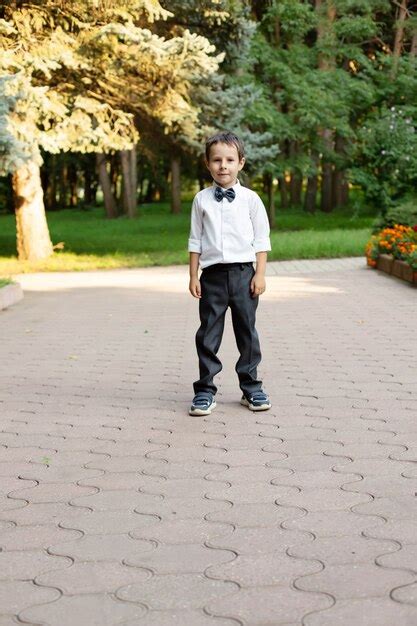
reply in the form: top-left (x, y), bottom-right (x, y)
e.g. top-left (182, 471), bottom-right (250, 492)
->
top-left (205, 142), bottom-right (245, 189)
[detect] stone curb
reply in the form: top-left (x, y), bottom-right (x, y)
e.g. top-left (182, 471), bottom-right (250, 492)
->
top-left (0, 282), bottom-right (24, 311)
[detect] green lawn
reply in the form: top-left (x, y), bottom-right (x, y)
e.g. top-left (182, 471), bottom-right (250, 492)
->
top-left (0, 199), bottom-right (374, 274)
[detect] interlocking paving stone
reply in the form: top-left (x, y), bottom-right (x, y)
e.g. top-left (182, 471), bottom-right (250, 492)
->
top-left (121, 610), bottom-right (242, 625)
top-left (58, 509), bottom-right (159, 534)
top-left (206, 503), bottom-right (304, 527)
top-left (0, 525), bottom-right (81, 550)
top-left (296, 563), bottom-right (416, 598)
top-left (145, 477), bottom-right (230, 499)
top-left (333, 457), bottom-right (412, 477)
top-left (205, 465), bottom-right (290, 483)
top-left (204, 448), bottom-right (288, 467)
top-left (286, 510), bottom-right (386, 536)
top-left (266, 454), bottom-right (350, 472)
top-left (125, 542), bottom-right (235, 574)
top-left (347, 475), bottom-right (417, 497)
top-left (130, 519), bottom-right (233, 544)
top-left (134, 494), bottom-right (233, 521)
top-left (392, 581), bottom-right (417, 605)
top-left (353, 496), bottom-right (417, 520)
top-left (117, 573), bottom-right (238, 609)
top-left (3, 260), bottom-right (416, 624)
top-left (49, 534), bottom-right (154, 561)
top-left (36, 561), bottom-right (151, 594)
top-left (276, 488), bottom-right (372, 511)
top-left (271, 469), bottom-right (360, 490)
top-left (206, 552), bottom-right (322, 586)
top-left (206, 527), bottom-right (313, 554)
top-left (288, 535), bottom-right (398, 565)
top-left (14, 465), bottom-right (105, 484)
top-left (20, 595), bottom-right (147, 626)
top-left (8, 483), bottom-right (97, 503)
top-left (0, 550), bottom-right (71, 580)
top-left (303, 598), bottom-right (417, 626)
top-left (378, 544), bottom-right (417, 571)
top-left (0, 477), bottom-right (37, 495)
top-left (206, 586), bottom-right (333, 624)
top-left (0, 581), bottom-right (60, 615)
top-left (205, 483), bottom-right (298, 504)
top-left (364, 519), bottom-right (417, 545)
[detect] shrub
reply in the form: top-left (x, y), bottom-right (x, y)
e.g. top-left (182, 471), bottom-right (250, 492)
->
top-left (372, 199), bottom-right (417, 232)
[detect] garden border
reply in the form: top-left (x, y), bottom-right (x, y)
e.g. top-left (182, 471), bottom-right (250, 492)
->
top-left (375, 254), bottom-right (417, 285)
top-left (0, 282), bottom-right (24, 311)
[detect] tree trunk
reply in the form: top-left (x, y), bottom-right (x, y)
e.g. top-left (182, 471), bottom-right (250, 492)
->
top-left (68, 163), bottom-right (78, 207)
top-left (110, 155), bottom-right (120, 202)
top-left (278, 176), bottom-right (288, 209)
top-left (83, 160), bottom-right (95, 206)
top-left (44, 155), bottom-right (57, 211)
top-left (288, 141), bottom-right (302, 206)
top-left (304, 152), bottom-right (319, 213)
top-left (264, 173), bottom-right (276, 228)
top-left (120, 149), bottom-right (136, 218)
top-left (130, 144), bottom-right (138, 215)
top-left (304, 175), bottom-right (317, 213)
top-left (411, 30), bottom-right (417, 57)
top-left (144, 180), bottom-right (154, 203)
top-left (321, 132), bottom-right (333, 212)
top-left (96, 153), bottom-right (118, 218)
top-left (316, 0), bottom-right (336, 213)
top-left (332, 133), bottom-right (348, 208)
top-left (392, 0), bottom-right (408, 76)
top-left (58, 163), bottom-right (68, 207)
top-left (171, 154), bottom-right (181, 214)
top-left (12, 161), bottom-right (54, 261)
top-left (290, 172), bottom-right (302, 206)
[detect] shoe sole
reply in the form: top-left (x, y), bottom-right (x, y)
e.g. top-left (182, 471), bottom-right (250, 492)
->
top-left (240, 397), bottom-right (271, 411)
top-left (189, 401), bottom-right (216, 416)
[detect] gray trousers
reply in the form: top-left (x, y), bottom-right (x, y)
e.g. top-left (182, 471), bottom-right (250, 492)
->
top-left (193, 262), bottom-right (263, 396)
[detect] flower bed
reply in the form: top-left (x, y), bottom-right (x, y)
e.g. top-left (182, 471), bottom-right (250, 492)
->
top-left (365, 224), bottom-right (417, 284)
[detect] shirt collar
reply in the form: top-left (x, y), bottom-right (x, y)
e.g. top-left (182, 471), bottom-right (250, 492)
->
top-left (212, 179), bottom-right (241, 192)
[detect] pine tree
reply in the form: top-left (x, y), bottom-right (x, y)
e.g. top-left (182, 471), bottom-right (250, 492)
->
top-left (0, 1), bottom-right (221, 259)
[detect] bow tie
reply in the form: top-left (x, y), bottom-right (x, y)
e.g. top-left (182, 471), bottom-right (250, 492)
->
top-left (214, 186), bottom-right (236, 202)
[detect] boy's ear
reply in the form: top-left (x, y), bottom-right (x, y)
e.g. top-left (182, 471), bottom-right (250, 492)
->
top-left (238, 157), bottom-right (246, 170)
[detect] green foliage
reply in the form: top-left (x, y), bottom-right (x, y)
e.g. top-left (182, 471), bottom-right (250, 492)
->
top-left (0, 0), bottom-right (221, 175)
top-left (350, 106), bottom-right (417, 210)
top-left (372, 198), bottom-right (417, 232)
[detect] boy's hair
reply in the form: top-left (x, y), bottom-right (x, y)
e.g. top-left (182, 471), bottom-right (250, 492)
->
top-left (205, 131), bottom-right (245, 161)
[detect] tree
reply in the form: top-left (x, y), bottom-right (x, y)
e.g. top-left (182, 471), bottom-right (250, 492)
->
top-left (0, 1), bottom-right (221, 259)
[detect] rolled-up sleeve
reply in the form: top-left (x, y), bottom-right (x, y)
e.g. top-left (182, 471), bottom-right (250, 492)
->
top-left (250, 195), bottom-right (271, 252)
top-left (188, 196), bottom-right (203, 253)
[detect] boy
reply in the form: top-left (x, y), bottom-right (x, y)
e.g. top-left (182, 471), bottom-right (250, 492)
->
top-left (188, 130), bottom-right (272, 416)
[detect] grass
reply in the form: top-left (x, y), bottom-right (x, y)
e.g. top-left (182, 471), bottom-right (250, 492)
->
top-left (0, 278), bottom-right (12, 287)
top-left (0, 197), bottom-right (375, 275)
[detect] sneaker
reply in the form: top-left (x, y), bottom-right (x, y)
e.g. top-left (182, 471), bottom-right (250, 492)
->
top-left (189, 392), bottom-right (216, 416)
top-left (240, 390), bottom-right (271, 411)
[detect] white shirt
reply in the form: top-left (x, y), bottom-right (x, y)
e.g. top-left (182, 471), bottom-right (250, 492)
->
top-left (188, 180), bottom-right (271, 269)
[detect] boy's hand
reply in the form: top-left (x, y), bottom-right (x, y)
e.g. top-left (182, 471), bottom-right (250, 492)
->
top-left (250, 272), bottom-right (266, 298)
top-left (189, 276), bottom-right (201, 298)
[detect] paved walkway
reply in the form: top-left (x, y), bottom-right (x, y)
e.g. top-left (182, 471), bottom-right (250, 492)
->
top-left (1, 258), bottom-right (416, 626)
